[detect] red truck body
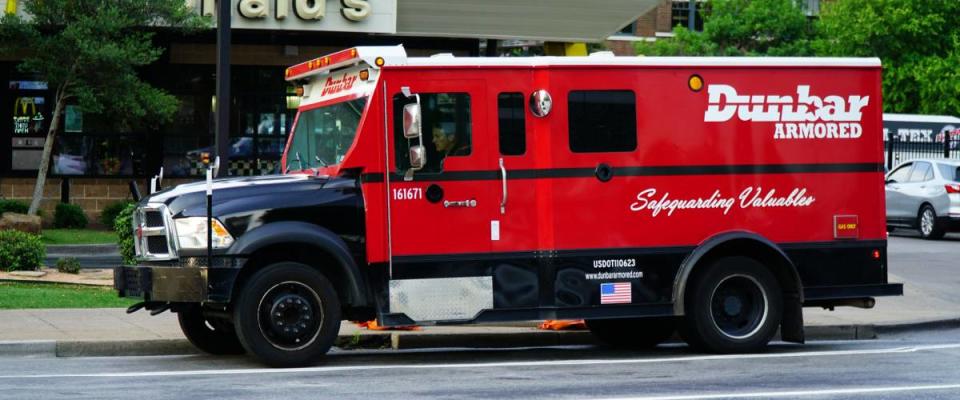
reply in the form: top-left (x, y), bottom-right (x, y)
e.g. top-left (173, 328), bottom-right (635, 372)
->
top-left (278, 46), bottom-right (900, 351)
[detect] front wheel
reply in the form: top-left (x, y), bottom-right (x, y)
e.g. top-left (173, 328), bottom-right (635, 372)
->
top-left (586, 317), bottom-right (676, 348)
top-left (234, 262), bottom-right (342, 367)
top-left (177, 304), bottom-right (245, 355)
top-left (918, 205), bottom-right (946, 240)
top-left (681, 256), bottom-right (782, 353)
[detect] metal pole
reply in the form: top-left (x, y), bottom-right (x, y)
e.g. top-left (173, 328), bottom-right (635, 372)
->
top-left (887, 134), bottom-right (896, 170)
top-left (688, 0), bottom-right (696, 31)
top-left (215, 0), bottom-right (232, 176)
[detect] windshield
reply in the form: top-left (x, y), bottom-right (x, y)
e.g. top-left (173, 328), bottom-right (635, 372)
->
top-left (286, 97), bottom-right (367, 171)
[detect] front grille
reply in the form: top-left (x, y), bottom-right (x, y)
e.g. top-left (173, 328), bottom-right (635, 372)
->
top-left (147, 236), bottom-right (169, 254)
top-left (135, 204), bottom-right (176, 261)
top-left (145, 211), bottom-right (164, 227)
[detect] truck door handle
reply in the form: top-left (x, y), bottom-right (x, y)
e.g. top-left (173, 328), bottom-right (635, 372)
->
top-left (499, 157), bottom-right (507, 214)
top-left (444, 199), bottom-right (477, 208)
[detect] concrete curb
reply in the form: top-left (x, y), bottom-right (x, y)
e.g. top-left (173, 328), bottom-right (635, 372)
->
top-left (46, 244), bottom-right (118, 255)
top-left (1, 319), bottom-right (956, 358)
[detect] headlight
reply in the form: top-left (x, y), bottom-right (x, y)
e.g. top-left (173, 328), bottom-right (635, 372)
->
top-left (174, 217), bottom-right (235, 250)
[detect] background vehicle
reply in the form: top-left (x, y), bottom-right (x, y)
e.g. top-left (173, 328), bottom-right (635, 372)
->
top-left (886, 159), bottom-right (960, 239)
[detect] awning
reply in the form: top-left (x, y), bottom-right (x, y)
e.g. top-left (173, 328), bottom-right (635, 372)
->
top-left (396, 0), bottom-right (661, 43)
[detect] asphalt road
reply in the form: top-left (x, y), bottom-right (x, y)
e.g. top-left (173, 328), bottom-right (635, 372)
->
top-left (888, 232), bottom-right (960, 304)
top-left (1, 329), bottom-right (958, 400)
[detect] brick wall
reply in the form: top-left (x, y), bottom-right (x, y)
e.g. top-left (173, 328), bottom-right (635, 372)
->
top-left (0, 177), bottom-right (197, 227)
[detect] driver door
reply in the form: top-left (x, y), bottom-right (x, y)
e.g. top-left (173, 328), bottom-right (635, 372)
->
top-left (386, 80), bottom-right (498, 265)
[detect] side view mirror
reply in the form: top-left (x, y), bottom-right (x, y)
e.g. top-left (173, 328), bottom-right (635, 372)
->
top-left (403, 103), bottom-right (422, 139)
top-left (409, 145), bottom-right (426, 169)
top-left (885, 179), bottom-right (896, 184)
top-left (405, 145), bottom-right (426, 181)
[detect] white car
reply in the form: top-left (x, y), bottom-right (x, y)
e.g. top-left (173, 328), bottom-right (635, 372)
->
top-left (885, 159), bottom-right (960, 239)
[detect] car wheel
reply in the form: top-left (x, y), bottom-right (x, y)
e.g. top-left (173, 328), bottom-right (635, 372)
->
top-left (177, 304), bottom-right (245, 355)
top-left (585, 317), bottom-right (676, 348)
top-left (234, 262), bottom-right (342, 367)
top-left (918, 205), bottom-right (946, 240)
top-left (680, 256), bottom-right (782, 353)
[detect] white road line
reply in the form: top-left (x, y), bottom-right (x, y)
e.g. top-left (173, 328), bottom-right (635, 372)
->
top-left (1, 343), bottom-right (958, 379)
top-left (597, 383), bottom-right (960, 400)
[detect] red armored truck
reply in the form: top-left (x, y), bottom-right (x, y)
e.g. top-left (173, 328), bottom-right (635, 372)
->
top-left (116, 46), bottom-right (902, 367)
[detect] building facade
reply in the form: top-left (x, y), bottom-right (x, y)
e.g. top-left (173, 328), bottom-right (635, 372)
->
top-left (1, 0), bottom-right (659, 224)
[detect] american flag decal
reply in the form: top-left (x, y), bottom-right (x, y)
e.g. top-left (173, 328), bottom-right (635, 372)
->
top-left (600, 282), bottom-right (632, 304)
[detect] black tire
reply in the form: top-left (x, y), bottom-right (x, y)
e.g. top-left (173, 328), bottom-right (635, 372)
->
top-left (233, 262), bottom-right (342, 368)
top-left (586, 317), bottom-right (676, 348)
top-left (177, 304), bottom-right (245, 355)
top-left (681, 256), bottom-right (782, 353)
top-left (918, 205), bottom-right (946, 240)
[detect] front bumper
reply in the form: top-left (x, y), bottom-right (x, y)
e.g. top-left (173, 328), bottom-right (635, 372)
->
top-left (115, 266), bottom-right (208, 303)
top-left (115, 257), bottom-right (245, 303)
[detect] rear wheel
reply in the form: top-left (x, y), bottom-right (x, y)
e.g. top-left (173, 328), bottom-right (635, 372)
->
top-left (177, 304), bottom-right (245, 355)
top-left (234, 262), bottom-right (342, 367)
top-left (681, 256), bottom-right (782, 353)
top-left (918, 205), bottom-right (946, 240)
top-left (586, 317), bottom-right (676, 348)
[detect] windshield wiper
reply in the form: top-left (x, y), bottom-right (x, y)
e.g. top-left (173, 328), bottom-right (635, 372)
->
top-left (295, 151), bottom-right (304, 170)
top-left (315, 156), bottom-right (327, 167)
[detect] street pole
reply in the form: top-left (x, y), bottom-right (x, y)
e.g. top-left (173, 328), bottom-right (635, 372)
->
top-left (215, 0), bottom-right (231, 177)
top-left (688, 0), bottom-right (696, 31)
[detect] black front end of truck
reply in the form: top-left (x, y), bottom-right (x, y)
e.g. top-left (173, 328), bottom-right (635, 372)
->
top-left (114, 174), bottom-right (372, 365)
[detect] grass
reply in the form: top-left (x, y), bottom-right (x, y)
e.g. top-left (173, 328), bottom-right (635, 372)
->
top-left (0, 281), bottom-right (135, 309)
top-left (41, 229), bottom-right (117, 245)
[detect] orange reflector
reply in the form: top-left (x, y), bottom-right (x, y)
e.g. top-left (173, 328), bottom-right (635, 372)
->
top-left (872, 250), bottom-right (881, 260)
top-left (359, 69), bottom-right (370, 81)
top-left (211, 220), bottom-right (229, 237)
top-left (350, 48), bottom-right (358, 57)
top-left (689, 74), bottom-right (704, 92)
top-left (375, 57), bottom-right (385, 67)
top-left (201, 152), bottom-right (210, 165)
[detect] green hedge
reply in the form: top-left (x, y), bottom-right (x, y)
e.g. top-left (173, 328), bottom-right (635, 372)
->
top-left (0, 230), bottom-right (45, 272)
top-left (114, 203), bottom-right (136, 265)
top-left (99, 200), bottom-right (135, 228)
top-left (0, 199), bottom-right (29, 215)
top-left (54, 203), bottom-right (88, 229)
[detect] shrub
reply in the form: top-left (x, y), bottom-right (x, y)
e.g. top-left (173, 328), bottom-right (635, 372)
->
top-left (114, 202), bottom-right (137, 265)
top-left (0, 230), bottom-right (45, 272)
top-left (56, 257), bottom-right (82, 274)
top-left (0, 199), bottom-right (29, 215)
top-left (54, 203), bottom-right (88, 229)
top-left (99, 201), bottom-right (135, 228)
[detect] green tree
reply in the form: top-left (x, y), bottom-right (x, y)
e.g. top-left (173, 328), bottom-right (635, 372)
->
top-left (815, 0), bottom-right (960, 115)
top-left (0, 1), bottom-right (205, 216)
top-left (636, 0), bottom-right (815, 56)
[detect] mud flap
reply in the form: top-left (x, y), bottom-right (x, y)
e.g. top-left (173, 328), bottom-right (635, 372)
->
top-left (781, 292), bottom-right (805, 343)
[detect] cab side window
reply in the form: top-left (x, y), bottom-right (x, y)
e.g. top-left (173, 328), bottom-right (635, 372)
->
top-left (498, 93), bottom-right (526, 156)
top-left (394, 93), bottom-right (472, 173)
top-left (887, 163), bottom-right (912, 183)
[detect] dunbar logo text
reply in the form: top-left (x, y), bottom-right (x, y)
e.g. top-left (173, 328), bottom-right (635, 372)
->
top-left (704, 84), bottom-right (870, 140)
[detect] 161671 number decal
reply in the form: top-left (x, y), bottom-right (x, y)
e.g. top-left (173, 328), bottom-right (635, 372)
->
top-left (393, 187), bottom-right (423, 201)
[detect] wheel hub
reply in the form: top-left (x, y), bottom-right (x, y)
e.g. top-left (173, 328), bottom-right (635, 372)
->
top-left (710, 275), bottom-right (768, 340)
top-left (723, 296), bottom-right (743, 316)
top-left (258, 282), bottom-right (323, 350)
